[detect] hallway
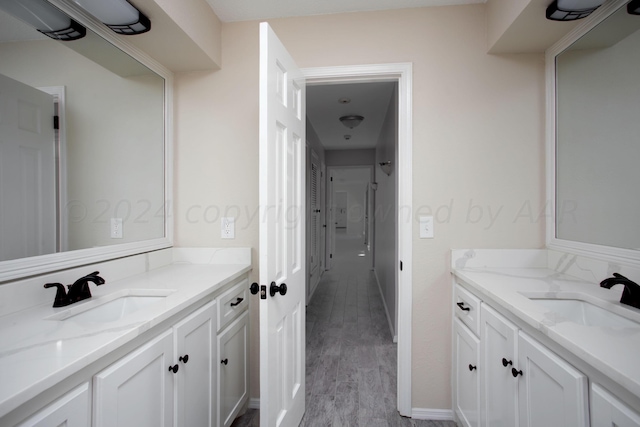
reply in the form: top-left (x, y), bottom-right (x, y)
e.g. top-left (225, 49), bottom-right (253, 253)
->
top-left (233, 231), bottom-right (456, 426)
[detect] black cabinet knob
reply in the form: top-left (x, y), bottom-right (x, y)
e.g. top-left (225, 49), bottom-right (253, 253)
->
top-left (502, 358), bottom-right (513, 367)
top-left (179, 354), bottom-right (189, 364)
top-left (512, 368), bottom-right (523, 378)
top-left (270, 282), bottom-right (287, 297)
top-left (468, 364), bottom-right (477, 371)
top-left (456, 302), bottom-right (470, 312)
top-left (250, 283), bottom-right (259, 295)
top-left (230, 297), bottom-right (244, 307)
top-left (168, 364), bottom-right (179, 373)
top-left (221, 358), bottom-right (228, 365)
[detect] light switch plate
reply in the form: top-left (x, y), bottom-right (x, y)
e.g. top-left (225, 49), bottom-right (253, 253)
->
top-left (419, 216), bottom-right (434, 239)
top-left (110, 218), bottom-right (123, 239)
top-left (221, 217), bottom-right (235, 239)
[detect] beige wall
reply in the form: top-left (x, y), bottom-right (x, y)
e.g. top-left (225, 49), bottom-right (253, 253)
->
top-left (175, 3), bottom-right (545, 411)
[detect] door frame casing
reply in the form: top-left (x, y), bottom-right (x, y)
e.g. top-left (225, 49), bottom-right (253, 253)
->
top-left (302, 63), bottom-right (413, 416)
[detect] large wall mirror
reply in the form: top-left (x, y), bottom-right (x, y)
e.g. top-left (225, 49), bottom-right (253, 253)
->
top-left (0, 0), bottom-right (172, 282)
top-left (548, 0), bottom-right (640, 263)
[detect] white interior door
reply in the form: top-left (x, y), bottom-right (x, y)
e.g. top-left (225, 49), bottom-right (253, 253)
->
top-left (259, 22), bottom-right (306, 427)
top-left (0, 73), bottom-right (56, 262)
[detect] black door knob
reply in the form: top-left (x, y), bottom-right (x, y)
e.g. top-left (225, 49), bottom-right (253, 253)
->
top-left (168, 364), bottom-right (179, 373)
top-left (468, 364), bottom-right (477, 371)
top-left (250, 282), bottom-right (259, 295)
top-left (502, 358), bottom-right (512, 367)
top-left (179, 354), bottom-right (189, 364)
top-left (512, 368), bottom-right (523, 378)
top-left (221, 358), bottom-right (228, 365)
top-left (270, 282), bottom-right (287, 297)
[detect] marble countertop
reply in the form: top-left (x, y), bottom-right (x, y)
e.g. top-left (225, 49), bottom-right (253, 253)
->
top-left (0, 260), bottom-right (251, 418)
top-left (452, 264), bottom-right (640, 402)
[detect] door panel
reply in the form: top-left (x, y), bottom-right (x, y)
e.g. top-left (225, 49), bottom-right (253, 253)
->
top-left (259, 22), bottom-right (306, 427)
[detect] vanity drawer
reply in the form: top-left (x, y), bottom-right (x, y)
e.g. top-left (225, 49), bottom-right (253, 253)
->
top-left (454, 284), bottom-right (481, 336)
top-left (217, 278), bottom-right (249, 332)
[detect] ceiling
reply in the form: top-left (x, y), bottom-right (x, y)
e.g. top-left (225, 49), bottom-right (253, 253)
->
top-left (307, 82), bottom-right (396, 151)
top-left (206, 0), bottom-right (485, 23)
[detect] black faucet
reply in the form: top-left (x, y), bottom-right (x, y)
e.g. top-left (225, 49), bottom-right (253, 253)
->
top-left (600, 273), bottom-right (640, 310)
top-left (44, 271), bottom-right (105, 307)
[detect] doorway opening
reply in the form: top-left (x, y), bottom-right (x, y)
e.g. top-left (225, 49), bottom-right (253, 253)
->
top-left (303, 61), bottom-right (413, 419)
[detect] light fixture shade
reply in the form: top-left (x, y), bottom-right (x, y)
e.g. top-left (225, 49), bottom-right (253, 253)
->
top-left (0, 0), bottom-right (86, 40)
top-left (379, 161), bottom-right (392, 176)
top-left (339, 115), bottom-right (364, 129)
top-left (629, 0), bottom-right (640, 15)
top-left (546, 0), bottom-right (604, 21)
top-left (72, 0), bottom-right (150, 34)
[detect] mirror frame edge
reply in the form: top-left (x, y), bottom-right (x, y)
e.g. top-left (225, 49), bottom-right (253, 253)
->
top-left (0, 0), bottom-right (174, 283)
top-left (545, 0), bottom-right (640, 267)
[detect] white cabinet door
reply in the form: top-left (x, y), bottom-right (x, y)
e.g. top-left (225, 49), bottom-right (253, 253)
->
top-left (516, 332), bottom-right (588, 427)
top-left (175, 301), bottom-right (217, 427)
top-left (218, 311), bottom-right (249, 427)
top-left (94, 330), bottom-right (174, 427)
top-left (454, 318), bottom-right (480, 427)
top-left (591, 383), bottom-right (640, 427)
top-left (16, 383), bottom-right (90, 427)
top-left (480, 305), bottom-right (518, 427)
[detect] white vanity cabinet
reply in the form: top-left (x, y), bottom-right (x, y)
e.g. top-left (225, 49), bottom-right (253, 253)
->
top-left (217, 310), bottom-right (249, 427)
top-left (516, 331), bottom-right (588, 427)
top-left (480, 305), bottom-right (517, 427)
top-left (93, 329), bottom-right (175, 427)
top-left (591, 383), bottom-right (640, 427)
top-left (453, 318), bottom-right (480, 427)
top-left (453, 283), bottom-right (589, 427)
top-left (16, 383), bottom-right (90, 427)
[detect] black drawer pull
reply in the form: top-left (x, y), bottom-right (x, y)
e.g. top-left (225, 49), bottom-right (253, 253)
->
top-left (179, 354), bottom-right (189, 364)
top-left (512, 368), bottom-right (523, 378)
top-left (502, 358), bottom-right (512, 367)
top-left (456, 302), bottom-right (470, 312)
top-left (468, 364), bottom-right (477, 371)
top-left (230, 297), bottom-right (244, 307)
top-left (221, 358), bottom-right (228, 365)
top-left (168, 364), bottom-right (179, 374)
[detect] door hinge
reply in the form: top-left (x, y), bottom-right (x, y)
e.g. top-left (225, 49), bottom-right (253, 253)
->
top-left (53, 115), bottom-right (59, 130)
top-left (400, 261), bottom-right (403, 271)
top-left (330, 177), bottom-right (333, 181)
top-left (330, 254), bottom-right (333, 259)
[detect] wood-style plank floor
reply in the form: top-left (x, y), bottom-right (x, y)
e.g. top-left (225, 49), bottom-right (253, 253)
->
top-left (232, 230), bottom-right (457, 427)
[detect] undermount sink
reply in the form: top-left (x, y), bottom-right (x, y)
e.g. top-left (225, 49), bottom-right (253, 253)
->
top-left (529, 298), bottom-right (640, 329)
top-left (46, 289), bottom-right (175, 323)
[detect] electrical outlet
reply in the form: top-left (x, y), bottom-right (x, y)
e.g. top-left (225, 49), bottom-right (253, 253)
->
top-left (221, 217), bottom-right (235, 239)
top-left (110, 218), bottom-right (123, 239)
top-left (419, 216), bottom-right (434, 239)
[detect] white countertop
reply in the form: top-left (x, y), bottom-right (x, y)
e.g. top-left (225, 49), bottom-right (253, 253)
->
top-left (0, 259), bottom-right (251, 418)
top-left (453, 260), bottom-right (640, 402)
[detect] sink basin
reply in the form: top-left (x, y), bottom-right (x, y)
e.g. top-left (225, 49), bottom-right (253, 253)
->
top-left (530, 298), bottom-right (640, 329)
top-left (46, 289), bottom-right (175, 323)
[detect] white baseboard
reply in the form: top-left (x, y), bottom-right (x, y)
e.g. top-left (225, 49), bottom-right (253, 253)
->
top-left (372, 269), bottom-right (397, 342)
top-left (411, 408), bottom-right (454, 421)
top-left (249, 398), bottom-right (260, 409)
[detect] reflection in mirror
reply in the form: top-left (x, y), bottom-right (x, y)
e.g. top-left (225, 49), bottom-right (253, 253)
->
top-left (555, 1), bottom-right (640, 251)
top-left (0, 5), bottom-right (165, 263)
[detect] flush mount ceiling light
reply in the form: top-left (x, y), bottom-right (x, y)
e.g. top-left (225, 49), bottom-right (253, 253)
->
top-left (546, 0), bottom-right (604, 21)
top-left (629, 0), bottom-right (640, 15)
top-left (0, 0), bottom-right (86, 41)
top-left (339, 115), bottom-right (364, 129)
top-left (72, 0), bottom-right (150, 35)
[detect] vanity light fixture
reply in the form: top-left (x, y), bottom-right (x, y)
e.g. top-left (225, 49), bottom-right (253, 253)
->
top-left (0, 0), bottom-right (86, 41)
top-left (339, 115), bottom-right (364, 129)
top-left (628, 0), bottom-right (640, 15)
top-left (545, 0), bottom-right (604, 21)
top-left (379, 161), bottom-right (392, 176)
top-left (72, 0), bottom-right (150, 35)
